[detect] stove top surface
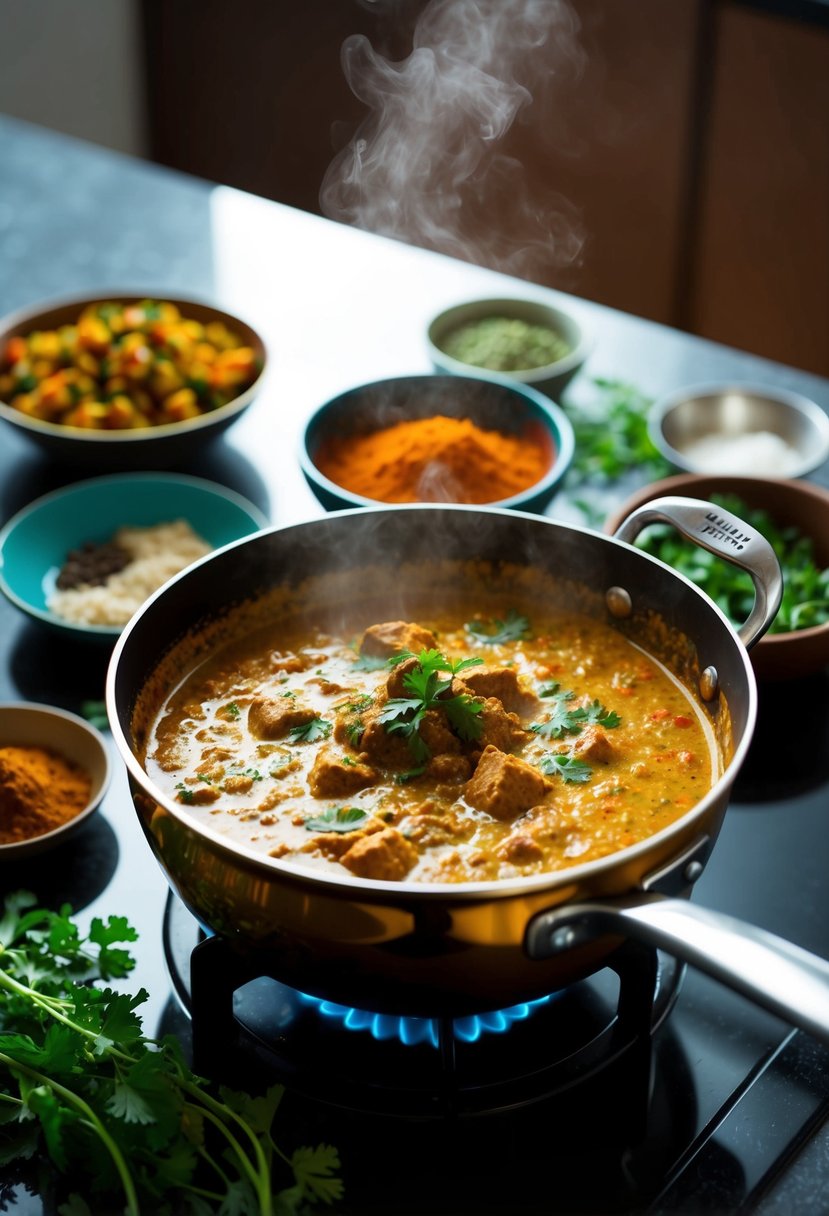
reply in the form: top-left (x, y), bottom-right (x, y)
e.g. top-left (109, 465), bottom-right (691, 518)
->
top-left (159, 651), bottom-right (829, 1216)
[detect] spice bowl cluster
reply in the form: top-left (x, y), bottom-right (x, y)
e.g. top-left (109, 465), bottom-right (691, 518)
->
top-left (300, 372), bottom-right (575, 514)
top-left (0, 702), bottom-right (111, 856)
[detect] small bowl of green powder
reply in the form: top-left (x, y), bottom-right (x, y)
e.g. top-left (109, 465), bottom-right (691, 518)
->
top-left (427, 297), bottom-right (590, 399)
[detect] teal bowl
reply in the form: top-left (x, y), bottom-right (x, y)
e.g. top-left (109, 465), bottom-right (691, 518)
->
top-left (0, 472), bottom-right (268, 642)
top-left (300, 373), bottom-right (575, 514)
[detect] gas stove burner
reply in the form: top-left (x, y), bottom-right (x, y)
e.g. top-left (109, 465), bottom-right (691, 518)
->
top-left (163, 892), bottom-right (685, 1119)
top-left (298, 988), bottom-right (558, 1047)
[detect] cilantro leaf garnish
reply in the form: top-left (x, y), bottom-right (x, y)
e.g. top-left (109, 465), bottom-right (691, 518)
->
top-left (353, 651), bottom-right (389, 672)
top-left (532, 683), bottom-right (621, 740)
top-left (582, 700), bottom-right (622, 729)
top-left (538, 753), bottom-right (593, 783)
top-left (395, 766), bottom-right (427, 783)
top-left (465, 609), bottom-right (530, 645)
top-left (378, 650), bottom-right (483, 762)
top-left (345, 720), bottom-right (365, 747)
top-left (288, 716), bottom-right (332, 744)
top-left (305, 806), bottom-right (370, 833)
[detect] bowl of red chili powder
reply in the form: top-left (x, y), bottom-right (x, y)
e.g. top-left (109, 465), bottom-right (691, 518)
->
top-left (300, 373), bottom-right (575, 514)
top-left (0, 702), bottom-right (111, 857)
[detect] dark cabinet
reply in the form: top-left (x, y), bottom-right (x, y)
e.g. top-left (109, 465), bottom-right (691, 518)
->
top-left (142, 0), bottom-right (829, 375)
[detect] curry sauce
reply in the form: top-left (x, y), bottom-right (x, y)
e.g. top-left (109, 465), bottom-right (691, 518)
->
top-left (147, 603), bottom-right (718, 884)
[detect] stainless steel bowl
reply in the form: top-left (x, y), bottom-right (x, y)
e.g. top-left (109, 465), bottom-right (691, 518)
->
top-left (648, 383), bottom-right (829, 478)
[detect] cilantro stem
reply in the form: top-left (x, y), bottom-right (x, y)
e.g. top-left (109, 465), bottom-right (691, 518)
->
top-left (0, 967), bottom-right (134, 1065)
top-left (0, 1051), bottom-right (140, 1216)
top-left (182, 1092), bottom-right (272, 1215)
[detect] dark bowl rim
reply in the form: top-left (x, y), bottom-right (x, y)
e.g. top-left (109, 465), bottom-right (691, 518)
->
top-left (298, 371), bottom-right (576, 509)
top-left (426, 295), bottom-right (592, 382)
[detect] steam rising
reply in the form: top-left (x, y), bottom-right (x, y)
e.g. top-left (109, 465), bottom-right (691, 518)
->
top-left (321, 0), bottom-right (585, 278)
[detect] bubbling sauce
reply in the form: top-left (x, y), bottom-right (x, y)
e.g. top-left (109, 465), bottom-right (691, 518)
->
top-left (146, 596), bottom-right (720, 885)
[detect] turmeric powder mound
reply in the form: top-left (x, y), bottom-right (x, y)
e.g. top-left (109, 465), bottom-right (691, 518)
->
top-left (315, 414), bottom-right (553, 504)
top-left (0, 744), bottom-right (92, 844)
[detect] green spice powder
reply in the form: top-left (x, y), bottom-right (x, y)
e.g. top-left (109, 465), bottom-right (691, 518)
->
top-left (441, 316), bottom-right (571, 372)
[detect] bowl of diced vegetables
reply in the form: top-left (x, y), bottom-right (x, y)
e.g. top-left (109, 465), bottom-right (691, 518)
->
top-left (605, 474), bottom-right (829, 681)
top-left (427, 296), bottom-right (590, 400)
top-left (0, 293), bottom-right (267, 468)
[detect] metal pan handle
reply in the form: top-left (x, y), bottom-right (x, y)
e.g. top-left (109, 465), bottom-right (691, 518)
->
top-left (612, 495), bottom-right (783, 650)
top-left (525, 894), bottom-right (829, 1046)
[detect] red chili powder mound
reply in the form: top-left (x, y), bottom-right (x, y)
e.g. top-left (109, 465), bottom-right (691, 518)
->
top-left (315, 414), bottom-right (553, 504)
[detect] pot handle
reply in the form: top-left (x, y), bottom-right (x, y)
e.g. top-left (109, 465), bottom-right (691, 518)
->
top-left (612, 495), bottom-right (783, 650)
top-left (525, 894), bottom-right (829, 1046)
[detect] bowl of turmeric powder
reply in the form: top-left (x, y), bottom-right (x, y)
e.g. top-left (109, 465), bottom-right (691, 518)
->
top-left (0, 702), bottom-right (111, 856)
top-left (300, 373), bottom-right (575, 513)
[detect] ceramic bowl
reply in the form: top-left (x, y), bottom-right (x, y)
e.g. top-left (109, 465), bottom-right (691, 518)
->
top-left (605, 473), bottom-right (829, 680)
top-left (0, 292), bottom-right (267, 468)
top-left (426, 296), bottom-right (590, 400)
top-left (299, 372), bottom-right (575, 514)
top-left (648, 383), bottom-right (829, 479)
top-left (0, 472), bottom-right (268, 643)
top-left (0, 702), bottom-right (110, 857)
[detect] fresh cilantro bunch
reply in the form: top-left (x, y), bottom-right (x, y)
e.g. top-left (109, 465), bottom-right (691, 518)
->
top-left (378, 650), bottom-right (484, 763)
top-left (565, 378), bottom-right (671, 483)
top-left (636, 492), bottom-right (829, 634)
top-left (0, 892), bottom-right (342, 1216)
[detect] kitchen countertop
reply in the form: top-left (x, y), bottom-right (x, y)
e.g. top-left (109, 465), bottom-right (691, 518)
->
top-left (1, 113), bottom-right (829, 1213)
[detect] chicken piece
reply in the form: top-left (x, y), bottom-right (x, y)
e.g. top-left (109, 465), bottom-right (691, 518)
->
top-left (340, 827), bottom-right (419, 881)
top-left (359, 703), bottom-right (460, 771)
top-left (269, 651), bottom-right (325, 674)
top-left (425, 753), bottom-right (472, 783)
top-left (496, 833), bottom-right (544, 863)
top-left (358, 709), bottom-right (417, 769)
top-left (307, 749), bottom-right (378, 798)
top-left (465, 745), bottom-right (552, 821)
top-left (460, 667), bottom-right (539, 719)
top-left (473, 698), bottom-right (528, 754)
top-left (386, 656), bottom-right (420, 699)
top-left (248, 697), bottom-right (317, 740)
top-left (360, 620), bottom-right (438, 659)
top-left (573, 725), bottom-right (616, 765)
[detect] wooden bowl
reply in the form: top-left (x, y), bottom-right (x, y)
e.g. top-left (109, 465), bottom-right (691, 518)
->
top-left (605, 474), bottom-right (829, 681)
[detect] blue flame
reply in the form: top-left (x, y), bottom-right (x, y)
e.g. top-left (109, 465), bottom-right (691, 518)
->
top-left (298, 991), bottom-right (556, 1047)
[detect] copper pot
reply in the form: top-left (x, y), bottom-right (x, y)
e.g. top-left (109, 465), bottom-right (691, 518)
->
top-left (106, 500), bottom-right (829, 1042)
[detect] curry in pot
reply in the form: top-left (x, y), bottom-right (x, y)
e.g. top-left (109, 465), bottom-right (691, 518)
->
top-left (147, 597), bottom-right (718, 884)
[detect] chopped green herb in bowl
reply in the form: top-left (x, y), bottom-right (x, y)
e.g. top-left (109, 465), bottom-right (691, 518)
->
top-left (427, 297), bottom-right (589, 399)
top-left (605, 473), bottom-right (829, 680)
